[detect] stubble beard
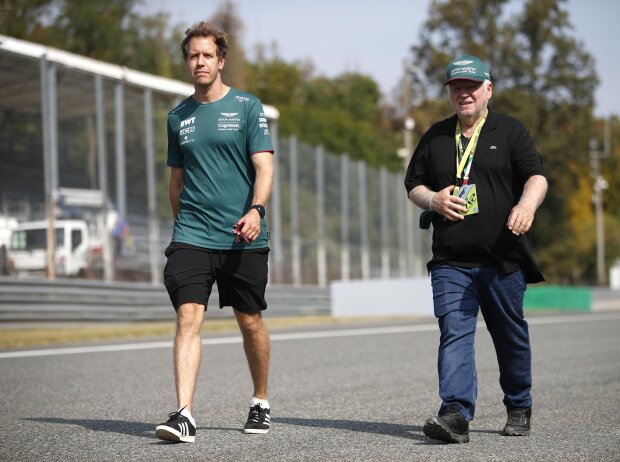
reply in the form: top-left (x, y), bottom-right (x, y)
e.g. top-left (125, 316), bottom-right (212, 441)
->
top-left (457, 103), bottom-right (488, 129)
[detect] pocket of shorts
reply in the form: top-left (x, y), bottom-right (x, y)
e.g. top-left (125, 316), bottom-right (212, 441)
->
top-left (165, 242), bottom-right (187, 258)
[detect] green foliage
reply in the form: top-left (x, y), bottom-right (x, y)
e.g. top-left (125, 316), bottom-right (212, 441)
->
top-left (209, 0), bottom-right (247, 89)
top-left (1, 0), bottom-right (185, 79)
top-left (122, 13), bottom-right (186, 80)
top-left (246, 59), bottom-right (401, 170)
top-left (3, 0), bottom-right (401, 171)
top-left (0, 0), bottom-right (54, 39)
top-left (246, 57), bottom-right (309, 107)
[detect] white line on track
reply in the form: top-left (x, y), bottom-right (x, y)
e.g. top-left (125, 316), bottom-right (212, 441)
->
top-left (1, 312), bottom-right (619, 359)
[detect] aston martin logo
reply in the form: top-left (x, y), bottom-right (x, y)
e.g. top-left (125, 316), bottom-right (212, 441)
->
top-left (221, 112), bottom-right (239, 117)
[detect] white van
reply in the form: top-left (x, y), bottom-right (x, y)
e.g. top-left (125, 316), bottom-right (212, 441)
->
top-left (0, 215), bottom-right (17, 248)
top-left (8, 219), bottom-right (99, 277)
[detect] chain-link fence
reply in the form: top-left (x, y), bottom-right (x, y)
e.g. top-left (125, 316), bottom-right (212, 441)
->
top-left (0, 35), bottom-right (430, 286)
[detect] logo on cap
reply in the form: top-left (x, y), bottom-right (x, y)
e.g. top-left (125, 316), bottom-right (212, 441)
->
top-left (445, 54), bottom-right (491, 84)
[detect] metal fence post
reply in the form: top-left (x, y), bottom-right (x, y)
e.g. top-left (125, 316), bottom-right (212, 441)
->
top-left (95, 75), bottom-right (113, 282)
top-left (405, 186), bottom-right (415, 276)
top-left (397, 179), bottom-right (407, 277)
top-left (269, 122), bottom-right (283, 285)
top-left (144, 90), bottom-right (160, 285)
top-left (340, 154), bottom-right (350, 281)
top-left (40, 56), bottom-right (57, 279)
top-left (289, 135), bottom-right (301, 286)
top-left (380, 167), bottom-right (390, 279)
top-left (114, 82), bottom-right (126, 220)
top-left (358, 161), bottom-right (370, 279)
top-left (316, 145), bottom-right (326, 287)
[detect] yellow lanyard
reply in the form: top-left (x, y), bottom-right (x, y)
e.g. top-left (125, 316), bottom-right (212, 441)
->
top-left (455, 110), bottom-right (488, 185)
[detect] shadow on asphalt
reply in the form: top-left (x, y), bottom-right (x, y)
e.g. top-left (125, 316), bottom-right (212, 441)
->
top-left (24, 417), bottom-right (159, 439)
top-left (23, 416), bottom-right (503, 443)
top-left (273, 417), bottom-right (427, 441)
top-left (24, 417), bottom-right (245, 440)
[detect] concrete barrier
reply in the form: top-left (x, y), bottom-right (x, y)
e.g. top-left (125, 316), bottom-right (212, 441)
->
top-left (331, 279), bottom-right (616, 317)
top-left (330, 277), bottom-right (433, 317)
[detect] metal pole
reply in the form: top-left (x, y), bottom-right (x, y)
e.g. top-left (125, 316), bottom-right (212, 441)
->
top-left (380, 167), bottom-right (390, 278)
top-left (403, 118), bottom-right (416, 276)
top-left (397, 179), bottom-right (407, 277)
top-left (290, 135), bottom-right (301, 286)
top-left (595, 188), bottom-right (605, 285)
top-left (316, 145), bottom-right (327, 287)
top-left (115, 82), bottom-right (127, 219)
top-left (40, 56), bottom-right (56, 279)
top-left (144, 90), bottom-right (160, 285)
top-left (358, 161), bottom-right (370, 279)
top-left (270, 121), bottom-right (283, 285)
top-left (340, 154), bottom-right (350, 281)
top-left (95, 76), bottom-right (113, 282)
top-left (590, 139), bottom-right (608, 285)
top-left (49, 63), bottom-right (58, 202)
top-left (405, 196), bottom-right (415, 276)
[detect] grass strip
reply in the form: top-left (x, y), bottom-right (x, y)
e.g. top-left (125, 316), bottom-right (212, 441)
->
top-left (0, 315), bottom-right (409, 349)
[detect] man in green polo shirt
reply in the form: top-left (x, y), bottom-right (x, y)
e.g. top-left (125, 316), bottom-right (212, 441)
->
top-left (156, 22), bottom-right (274, 443)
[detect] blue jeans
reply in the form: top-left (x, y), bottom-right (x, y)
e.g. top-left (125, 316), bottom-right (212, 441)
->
top-left (431, 264), bottom-right (532, 421)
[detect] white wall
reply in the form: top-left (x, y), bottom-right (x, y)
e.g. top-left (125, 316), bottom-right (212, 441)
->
top-left (330, 277), bottom-right (434, 317)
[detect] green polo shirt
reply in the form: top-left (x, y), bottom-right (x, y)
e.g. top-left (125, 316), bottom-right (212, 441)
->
top-left (167, 88), bottom-right (274, 249)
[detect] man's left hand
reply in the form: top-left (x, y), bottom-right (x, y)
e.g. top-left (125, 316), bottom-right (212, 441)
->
top-left (235, 209), bottom-right (261, 243)
top-left (507, 203), bottom-right (535, 236)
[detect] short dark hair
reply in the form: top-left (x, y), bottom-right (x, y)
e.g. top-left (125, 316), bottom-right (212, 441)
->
top-left (181, 22), bottom-right (228, 60)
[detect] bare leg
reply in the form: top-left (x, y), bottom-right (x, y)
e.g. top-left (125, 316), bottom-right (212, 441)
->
top-left (174, 303), bottom-right (205, 413)
top-left (234, 309), bottom-right (270, 399)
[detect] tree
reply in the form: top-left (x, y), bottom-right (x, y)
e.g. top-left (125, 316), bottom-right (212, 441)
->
top-left (0, 0), bottom-right (185, 79)
top-left (0, 0), bottom-right (54, 40)
top-left (46, 0), bottom-right (139, 62)
top-left (123, 13), bottom-right (186, 80)
top-left (246, 55), bottom-right (401, 170)
top-left (407, 0), bottom-right (605, 283)
top-left (209, 0), bottom-right (247, 90)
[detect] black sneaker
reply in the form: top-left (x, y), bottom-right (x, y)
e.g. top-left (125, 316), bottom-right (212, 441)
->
top-left (243, 404), bottom-right (270, 434)
top-left (156, 406), bottom-right (196, 443)
top-left (423, 404), bottom-right (470, 443)
top-left (503, 407), bottom-right (531, 436)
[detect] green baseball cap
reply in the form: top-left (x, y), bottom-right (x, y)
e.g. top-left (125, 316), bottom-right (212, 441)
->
top-left (445, 54), bottom-right (491, 85)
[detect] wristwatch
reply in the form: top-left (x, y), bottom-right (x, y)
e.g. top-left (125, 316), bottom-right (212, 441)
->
top-left (250, 204), bottom-right (265, 218)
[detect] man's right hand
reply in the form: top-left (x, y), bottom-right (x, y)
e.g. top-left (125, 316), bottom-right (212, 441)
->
top-left (432, 185), bottom-right (467, 221)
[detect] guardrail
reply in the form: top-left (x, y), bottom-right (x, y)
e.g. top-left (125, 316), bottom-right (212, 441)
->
top-left (0, 277), bottom-right (329, 322)
top-left (1, 277), bottom-right (617, 323)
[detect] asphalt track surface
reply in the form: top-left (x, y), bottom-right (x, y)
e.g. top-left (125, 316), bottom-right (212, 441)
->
top-left (1, 312), bottom-right (619, 461)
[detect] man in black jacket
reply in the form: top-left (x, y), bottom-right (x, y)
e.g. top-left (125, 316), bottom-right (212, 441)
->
top-left (404, 54), bottom-right (547, 443)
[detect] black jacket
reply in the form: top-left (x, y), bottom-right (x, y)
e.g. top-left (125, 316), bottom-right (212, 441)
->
top-left (404, 110), bottom-right (546, 283)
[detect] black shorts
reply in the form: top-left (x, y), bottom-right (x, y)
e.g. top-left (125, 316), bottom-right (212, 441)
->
top-left (163, 242), bottom-right (269, 313)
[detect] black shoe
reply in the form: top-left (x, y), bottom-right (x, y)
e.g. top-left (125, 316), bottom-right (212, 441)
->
top-left (423, 404), bottom-right (470, 443)
top-left (156, 406), bottom-right (196, 443)
top-left (243, 404), bottom-right (270, 434)
top-left (503, 407), bottom-right (531, 436)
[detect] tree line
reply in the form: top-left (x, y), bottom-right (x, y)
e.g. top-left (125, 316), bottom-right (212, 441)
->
top-left (1, 0), bottom-right (618, 284)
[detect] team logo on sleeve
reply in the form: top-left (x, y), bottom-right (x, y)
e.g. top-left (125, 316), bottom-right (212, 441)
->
top-left (258, 112), bottom-right (270, 135)
top-left (179, 116), bottom-right (196, 145)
